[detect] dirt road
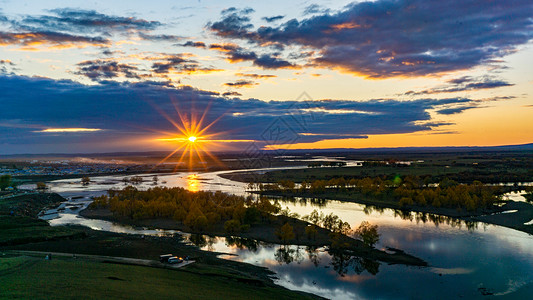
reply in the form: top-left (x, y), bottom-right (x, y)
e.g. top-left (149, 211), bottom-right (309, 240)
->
top-left (4, 250), bottom-right (195, 269)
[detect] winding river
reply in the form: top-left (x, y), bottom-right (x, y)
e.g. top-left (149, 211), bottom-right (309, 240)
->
top-left (34, 168), bottom-right (533, 300)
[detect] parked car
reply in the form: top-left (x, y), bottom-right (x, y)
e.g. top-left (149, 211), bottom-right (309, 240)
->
top-left (159, 254), bottom-right (173, 263)
top-left (167, 256), bottom-right (183, 264)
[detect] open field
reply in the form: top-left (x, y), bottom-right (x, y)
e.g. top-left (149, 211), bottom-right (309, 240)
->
top-left (221, 151), bottom-right (533, 184)
top-left (0, 192), bottom-right (64, 217)
top-left (0, 255), bottom-right (319, 299)
top-left (0, 216), bottom-right (85, 246)
top-left (0, 193), bottom-right (85, 246)
top-left (0, 190), bottom-right (320, 299)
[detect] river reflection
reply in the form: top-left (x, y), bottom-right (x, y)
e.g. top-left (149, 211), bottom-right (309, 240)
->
top-left (186, 174), bottom-right (201, 192)
top-left (185, 233), bottom-right (382, 278)
top-left (281, 195), bottom-right (481, 231)
top-left (38, 169), bottom-right (533, 299)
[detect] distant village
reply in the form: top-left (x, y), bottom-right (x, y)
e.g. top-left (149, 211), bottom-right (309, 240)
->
top-left (0, 159), bottom-right (134, 177)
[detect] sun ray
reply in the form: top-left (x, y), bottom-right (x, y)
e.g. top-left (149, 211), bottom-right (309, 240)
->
top-left (151, 95), bottom-right (240, 172)
top-left (153, 143), bottom-right (187, 170)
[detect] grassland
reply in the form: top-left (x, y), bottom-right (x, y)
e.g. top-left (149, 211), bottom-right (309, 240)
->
top-left (0, 216), bottom-right (85, 246)
top-left (0, 255), bottom-right (319, 299)
top-left (0, 191), bottom-right (323, 299)
top-left (222, 152), bottom-right (533, 184)
top-left (0, 193), bottom-right (85, 246)
top-left (224, 152), bottom-right (533, 235)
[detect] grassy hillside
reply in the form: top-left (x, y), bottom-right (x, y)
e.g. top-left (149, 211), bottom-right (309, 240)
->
top-left (0, 255), bottom-right (317, 300)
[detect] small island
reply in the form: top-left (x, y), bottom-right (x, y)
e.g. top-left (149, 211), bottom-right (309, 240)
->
top-left (81, 186), bottom-right (427, 267)
top-left (240, 174), bottom-right (533, 235)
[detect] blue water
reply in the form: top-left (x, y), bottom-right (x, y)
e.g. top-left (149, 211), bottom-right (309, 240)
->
top-left (40, 169), bottom-right (533, 299)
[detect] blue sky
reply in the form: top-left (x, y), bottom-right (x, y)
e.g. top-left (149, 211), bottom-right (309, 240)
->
top-left (0, 0), bottom-right (532, 154)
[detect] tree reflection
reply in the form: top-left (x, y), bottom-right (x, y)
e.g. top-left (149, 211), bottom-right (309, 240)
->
top-left (274, 196), bottom-right (328, 208)
top-left (274, 245), bottom-right (305, 265)
top-left (188, 234), bottom-right (216, 251)
top-left (363, 205), bottom-right (385, 215)
top-left (306, 246), bottom-right (320, 267)
top-left (361, 205), bottom-right (482, 231)
top-left (329, 250), bottom-right (380, 277)
top-left (276, 195), bottom-right (481, 232)
top-left (275, 245), bottom-right (296, 265)
top-left (225, 236), bottom-right (260, 252)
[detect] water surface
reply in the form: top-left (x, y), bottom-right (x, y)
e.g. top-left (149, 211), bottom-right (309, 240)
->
top-left (39, 169), bottom-right (533, 299)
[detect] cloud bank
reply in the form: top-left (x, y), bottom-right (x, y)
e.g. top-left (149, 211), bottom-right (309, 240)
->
top-left (0, 75), bottom-right (489, 153)
top-left (210, 0), bottom-right (533, 78)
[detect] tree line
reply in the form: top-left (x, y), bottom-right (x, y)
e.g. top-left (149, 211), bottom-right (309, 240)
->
top-left (251, 175), bottom-right (504, 211)
top-left (0, 175), bottom-right (12, 190)
top-left (90, 186), bottom-right (281, 233)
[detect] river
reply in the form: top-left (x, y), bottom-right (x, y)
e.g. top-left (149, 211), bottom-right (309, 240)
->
top-left (35, 168), bottom-right (533, 300)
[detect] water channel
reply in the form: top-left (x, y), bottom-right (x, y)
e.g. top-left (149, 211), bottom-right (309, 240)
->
top-left (34, 168), bottom-right (533, 299)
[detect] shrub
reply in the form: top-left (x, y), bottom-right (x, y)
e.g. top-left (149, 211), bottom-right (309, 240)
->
top-left (224, 219), bottom-right (241, 234)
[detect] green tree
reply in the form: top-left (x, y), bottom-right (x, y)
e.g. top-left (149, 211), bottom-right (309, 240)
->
top-left (0, 175), bottom-right (12, 190)
top-left (355, 221), bottom-right (380, 247)
top-left (243, 207), bottom-right (260, 225)
top-left (276, 222), bottom-right (295, 244)
top-left (305, 225), bottom-right (318, 240)
top-left (81, 176), bottom-right (90, 185)
top-left (193, 215), bottom-right (208, 231)
top-left (224, 219), bottom-right (241, 234)
top-left (36, 182), bottom-right (47, 191)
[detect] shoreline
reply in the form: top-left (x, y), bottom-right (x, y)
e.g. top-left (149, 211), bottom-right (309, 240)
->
top-left (79, 206), bottom-right (428, 267)
top-left (255, 190), bottom-right (533, 235)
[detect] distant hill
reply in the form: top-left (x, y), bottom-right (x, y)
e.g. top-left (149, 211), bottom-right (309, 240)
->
top-left (1, 143), bottom-right (532, 159)
top-left (276, 143), bottom-right (533, 154)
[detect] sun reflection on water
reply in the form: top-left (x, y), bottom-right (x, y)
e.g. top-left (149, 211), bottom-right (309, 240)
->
top-left (187, 174), bottom-right (200, 192)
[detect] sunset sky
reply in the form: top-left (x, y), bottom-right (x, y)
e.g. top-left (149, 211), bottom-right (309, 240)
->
top-left (0, 0), bottom-right (532, 154)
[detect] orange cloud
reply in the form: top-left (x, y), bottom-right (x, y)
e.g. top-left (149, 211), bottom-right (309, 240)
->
top-left (0, 31), bottom-right (109, 50)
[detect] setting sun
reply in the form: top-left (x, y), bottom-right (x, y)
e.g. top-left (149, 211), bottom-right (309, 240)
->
top-left (151, 100), bottom-right (229, 171)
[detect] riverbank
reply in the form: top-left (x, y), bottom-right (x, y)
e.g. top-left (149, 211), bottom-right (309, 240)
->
top-left (0, 251), bottom-right (321, 300)
top-left (0, 196), bottom-right (322, 299)
top-left (255, 190), bottom-right (533, 235)
top-left (80, 206), bottom-right (427, 267)
top-left (0, 192), bottom-right (65, 216)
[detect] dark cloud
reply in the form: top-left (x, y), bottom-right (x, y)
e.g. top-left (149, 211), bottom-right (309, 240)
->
top-left (150, 54), bottom-right (222, 75)
top-left (101, 49), bottom-right (125, 56)
top-left (0, 74), bottom-right (492, 153)
top-left (0, 31), bottom-right (109, 48)
top-left (18, 8), bottom-right (161, 33)
top-left (180, 41), bottom-right (206, 48)
top-left (223, 80), bottom-right (258, 88)
top-left (75, 59), bottom-right (141, 81)
top-left (0, 59), bottom-right (15, 73)
top-left (436, 106), bottom-right (478, 115)
top-left (262, 15), bottom-right (285, 23)
top-left (209, 43), bottom-right (239, 52)
top-left (209, 43), bottom-right (300, 69)
top-left (150, 54), bottom-right (189, 74)
top-left (208, 7), bottom-right (256, 39)
top-left (138, 32), bottom-right (182, 42)
top-left (303, 4), bottom-right (331, 15)
top-left (0, 9), bottom-right (166, 49)
top-left (253, 54), bottom-right (298, 69)
top-left (235, 73), bottom-right (276, 79)
top-left (210, 0), bottom-right (533, 78)
top-left (405, 76), bottom-right (514, 95)
top-left (222, 91), bottom-right (242, 97)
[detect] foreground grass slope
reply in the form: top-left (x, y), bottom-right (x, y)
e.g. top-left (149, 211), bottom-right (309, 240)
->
top-left (0, 216), bottom-right (85, 246)
top-left (0, 256), bottom-right (317, 300)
